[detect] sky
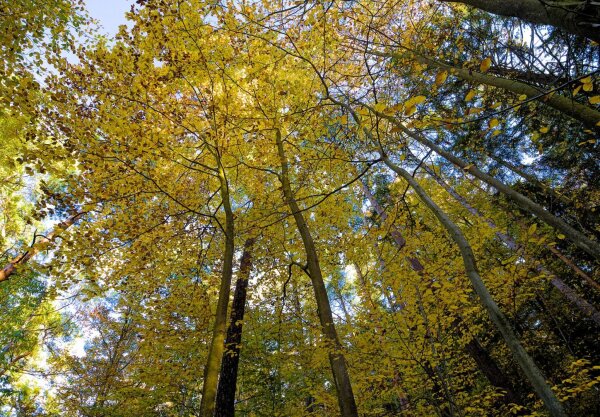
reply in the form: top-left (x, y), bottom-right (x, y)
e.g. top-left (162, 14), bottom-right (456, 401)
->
top-left (84, 0), bottom-right (131, 35)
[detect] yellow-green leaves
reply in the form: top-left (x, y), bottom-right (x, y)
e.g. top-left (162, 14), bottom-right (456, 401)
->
top-left (480, 57), bottom-right (492, 73)
top-left (465, 89), bottom-right (476, 102)
top-left (488, 118), bottom-right (499, 129)
top-left (581, 76), bottom-right (594, 92)
top-left (435, 70), bottom-right (448, 86)
top-left (403, 95), bottom-right (426, 115)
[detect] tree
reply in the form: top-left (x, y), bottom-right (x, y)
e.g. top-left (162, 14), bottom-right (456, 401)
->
top-left (2, 1), bottom-right (600, 416)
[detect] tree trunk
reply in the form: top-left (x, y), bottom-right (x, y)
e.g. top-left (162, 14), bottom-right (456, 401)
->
top-left (464, 337), bottom-right (522, 405)
top-left (215, 238), bottom-right (256, 417)
top-left (440, 0), bottom-right (600, 43)
top-left (360, 180), bottom-right (521, 406)
top-left (275, 129), bottom-right (359, 417)
top-left (372, 104), bottom-right (600, 259)
top-left (423, 164), bottom-right (600, 327)
top-left (546, 245), bottom-right (600, 293)
top-left (377, 49), bottom-right (600, 129)
top-left (381, 155), bottom-right (568, 417)
top-left (200, 163), bottom-right (236, 417)
top-left (329, 93), bottom-right (600, 259)
top-left (486, 154), bottom-right (573, 208)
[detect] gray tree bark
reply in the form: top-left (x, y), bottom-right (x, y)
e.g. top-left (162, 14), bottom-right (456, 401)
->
top-left (440, 0), bottom-right (600, 43)
top-left (275, 129), bottom-right (358, 417)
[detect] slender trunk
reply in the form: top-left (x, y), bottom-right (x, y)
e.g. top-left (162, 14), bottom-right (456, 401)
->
top-left (360, 180), bottom-right (521, 405)
top-left (439, 0), bottom-right (600, 43)
top-left (330, 92), bottom-right (600, 259)
top-left (377, 106), bottom-right (600, 259)
top-left (0, 212), bottom-right (84, 283)
top-left (464, 337), bottom-right (522, 405)
top-left (200, 164), bottom-right (236, 417)
top-left (275, 129), bottom-right (358, 417)
top-left (214, 238), bottom-right (256, 417)
top-left (373, 48), bottom-right (600, 128)
top-left (550, 277), bottom-right (600, 325)
top-left (382, 155), bottom-right (567, 417)
top-left (424, 165), bottom-right (600, 327)
top-left (546, 245), bottom-right (600, 293)
top-left (486, 154), bottom-right (572, 207)
top-left (488, 66), bottom-right (567, 87)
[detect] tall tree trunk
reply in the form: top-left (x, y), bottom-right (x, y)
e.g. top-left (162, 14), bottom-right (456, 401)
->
top-left (464, 337), bottom-right (522, 405)
top-left (359, 180), bottom-right (521, 406)
top-left (215, 237), bottom-right (256, 417)
top-left (423, 164), bottom-right (600, 326)
top-left (486, 153), bottom-right (573, 208)
top-left (0, 212), bottom-right (84, 283)
top-left (373, 49), bottom-right (600, 129)
top-left (439, 0), bottom-right (600, 43)
top-left (546, 245), bottom-right (600, 293)
top-left (373, 104), bottom-right (600, 259)
top-left (275, 129), bottom-right (359, 417)
top-left (381, 155), bottom-right (568, 417)
top-left (200, 163), bottom-right (236, 417)
top-left (328, 94), bottom-right (600, 259)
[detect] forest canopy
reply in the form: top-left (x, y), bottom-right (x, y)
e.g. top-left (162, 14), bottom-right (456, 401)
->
top-left (1, 1), bottom-right (599, 416)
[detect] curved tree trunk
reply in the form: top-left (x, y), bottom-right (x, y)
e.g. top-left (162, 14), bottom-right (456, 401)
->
top-left (215, 238), bottom-right (256, 417)
top-left (373, 49), bottom-right (600, 129)
top-left (366, 100), bottom-right (600, 259)
top-left (275, 129), bottom-right (359, 417)
top-left (439, 0), bottom-right (600, 43)
top-left (381, 155), bottom-right (567, 417)
top-left (423, 164), bottom-right (600, 327)
top-left (200, 163), bottom-right (236, 417)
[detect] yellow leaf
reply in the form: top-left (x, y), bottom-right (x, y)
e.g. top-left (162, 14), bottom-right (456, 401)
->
top-left (539, 126), bottom-right (549, 133)
top-left (480, 57), bottom-right (492, 73)
top-left (528, 223), bottom-right (537, 235)
top-left (557, 234), bottom-right (566, 240)
top-left (492, 130), bottom-right (502, 136)
top-left (404, 105), bottom-right (417, 116)
top-left (572, 85), bottom-right (581, 96)
top-left (488, 118), bottom-right (499, 128)
top-left (589, 95), bottom-right (600, 104)
top-left (581, 76), bottom-right (592, 84)
top-left (374, 103), bottom-right (386, 112)
top-left (465, 89), bottom-right (476, 102)
top-left (583, 83), bottom-right (593, 92)
top-left (435, 70), bottom-right (448, 86)
top-left (405, 95), bottom-right (426, 108)
top-left (518, 94), bottom-right (527, 101)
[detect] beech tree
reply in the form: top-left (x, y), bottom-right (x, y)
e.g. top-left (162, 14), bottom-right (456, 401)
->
top-left (1, 1), bottom-right (599, 416)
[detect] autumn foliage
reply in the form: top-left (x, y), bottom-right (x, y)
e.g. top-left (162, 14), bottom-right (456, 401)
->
top-left (1, 1), bottom-right (600, 416)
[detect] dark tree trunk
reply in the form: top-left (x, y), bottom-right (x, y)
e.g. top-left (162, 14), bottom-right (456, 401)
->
top-left (215, 238), bottom-right (256, 417)
top-left (464, 337), bottom-right (522, 405)
top-left (440, 0), bottom-right (600, 43)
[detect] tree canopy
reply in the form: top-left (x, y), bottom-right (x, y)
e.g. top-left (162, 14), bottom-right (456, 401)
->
top-left (1, 1), bottom-right (599, 416)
